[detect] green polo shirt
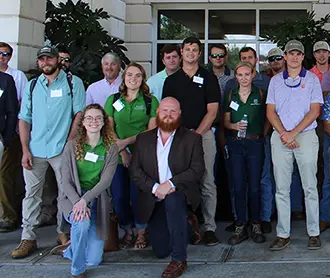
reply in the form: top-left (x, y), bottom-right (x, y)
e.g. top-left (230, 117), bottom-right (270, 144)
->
top-left (104, 91), bottom-right (159, 163)
top-left (223, 86), bottom-right (266, 134)
top-left (77, 138), bottom-right (107, 190)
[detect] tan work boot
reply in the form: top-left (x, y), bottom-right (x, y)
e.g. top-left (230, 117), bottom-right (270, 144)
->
top-left (57, 232), bottom-right (70, 245)
top-left (12, 240), bottom-right (37, 259)
top-left (72, 271), bottom-right (87, 278)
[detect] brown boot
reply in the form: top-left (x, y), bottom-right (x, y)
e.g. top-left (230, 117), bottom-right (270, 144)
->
top-left (72, 271), bottom-right (87, 278)
top-left (12, 240), bottom-right (37, 259)
top-left (57, 232), bottom-right (70, 245)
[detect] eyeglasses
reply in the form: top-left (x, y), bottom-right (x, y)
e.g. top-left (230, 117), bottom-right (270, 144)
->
top-left (84, 116), bottom-right (104, 123)
top-left (268, 56), bottom-right (283, 62)
top-left (210, 53), bottom-right (226, 59)
top-left (0, 51), bottom-right (11, 57)
top-left (60, 57), bottom-right (71, 62)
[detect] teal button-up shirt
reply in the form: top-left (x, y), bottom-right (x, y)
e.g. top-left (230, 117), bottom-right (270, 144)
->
top-left (19, 70), bottom-right (86, 158)
top-left (147, 69), bottom-right (168, 101)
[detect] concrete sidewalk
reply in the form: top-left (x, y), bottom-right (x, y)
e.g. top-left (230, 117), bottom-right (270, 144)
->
top-left (1, 221), bottom-right (330, 278)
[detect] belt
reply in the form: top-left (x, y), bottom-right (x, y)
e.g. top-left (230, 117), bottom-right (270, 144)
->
top-left (231, 131), bottom-right (262, 140)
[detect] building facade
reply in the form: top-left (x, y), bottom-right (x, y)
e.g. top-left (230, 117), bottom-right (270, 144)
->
top-left (1, 0), bottom-right (330, 77)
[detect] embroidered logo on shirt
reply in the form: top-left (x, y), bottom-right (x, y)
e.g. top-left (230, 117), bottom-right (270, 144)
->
top-left (251, 99), bottom-right (260, 106)
top-left (135, 105), bottom-right (145, 111)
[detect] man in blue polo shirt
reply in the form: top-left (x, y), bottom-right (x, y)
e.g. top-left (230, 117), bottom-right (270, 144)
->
top-left (11, 46), bottom-right (85, 259)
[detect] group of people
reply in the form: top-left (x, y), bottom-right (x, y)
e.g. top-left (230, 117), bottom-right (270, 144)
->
top-left (0, 35), bottom-right (329, 278)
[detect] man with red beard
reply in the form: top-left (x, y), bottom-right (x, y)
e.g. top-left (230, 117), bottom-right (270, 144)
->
top-left (130, 97), bottom-right (205, 278)
top-left (11, 46), bottom-right (86, 259)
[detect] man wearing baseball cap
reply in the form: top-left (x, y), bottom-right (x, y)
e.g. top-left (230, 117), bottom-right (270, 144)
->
top-left (267, 40), bottom-right (323, 251)
top-left (11, 46), bottom-right (86, 259)
top-left (266, 48), bottom-right (285, 78)
top-left (310, 41), bottom-right (330, 82)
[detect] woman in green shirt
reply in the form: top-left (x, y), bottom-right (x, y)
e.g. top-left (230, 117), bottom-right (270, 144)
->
top-left (54, 104), bottom-right (118, 278)
top-left (104, 62), bottom-right (159, 249)
top-left (223, 61), bottom-right (266, 246)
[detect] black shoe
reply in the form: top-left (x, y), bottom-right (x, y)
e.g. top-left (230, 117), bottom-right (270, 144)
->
top-left (228, 224), bottom-right (248, 245)
top-left (251, 223), bottom-right (266, 244)
top-left (225, 222), bottom-right (236, 232)
top-left (203, 230), bottom-right (219, 246)
top-left (0, 219), bottom-right (18, 232)
top-left (261, 221), bottom-right (272, 234)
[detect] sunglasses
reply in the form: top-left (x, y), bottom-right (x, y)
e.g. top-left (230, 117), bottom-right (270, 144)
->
top-left (268, 56), bottom-right (283, 62)
top-left (210, 53), bottom-right (226, 59)
top-left (0, 51), bottom-right (11, 57)
top-left (60, 57), bottom-right (71, 62)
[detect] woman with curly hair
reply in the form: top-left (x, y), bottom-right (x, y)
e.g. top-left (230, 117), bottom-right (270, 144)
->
top-left (52, 104), bottom-right (118, 278)
top-left (104, 62), bottom-right (159, 249)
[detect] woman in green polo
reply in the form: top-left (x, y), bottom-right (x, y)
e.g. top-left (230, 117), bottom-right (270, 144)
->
top-left (223, 61), bottom-right (267, 246)
top-left (104, 62), bottom-right (159, 249)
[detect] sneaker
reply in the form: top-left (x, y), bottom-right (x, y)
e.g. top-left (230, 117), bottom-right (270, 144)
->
top-left (251, 223), bottom-right (266, 243)
top-left (12, 240), bottom-right (37, 259)
top-left (203, 230), bottom-right (219, 246)
top-left (225, 222), bottom-right (236, 232)
top-left (0, 219), bottom-right (17, 232)
top-left (269, 237), bottom-right (291, 251)
top-left (228, 224), bottom-right (248, 245)
top-left (261, 221), bottom-right (272, 234)
top-left (307, 236), bottom-right (321, 250)
top-left (57, 232), bottom-right (70, 245)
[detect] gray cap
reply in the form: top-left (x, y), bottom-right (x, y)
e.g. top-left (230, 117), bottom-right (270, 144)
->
top-left (267, 48), bottom-right (283, 58)
top-left (37, 46), bottom-right (59, 59)
top-left (284, 40), bottom-right (304, 54)
top-left (313, 41), bottom-right (329, 52)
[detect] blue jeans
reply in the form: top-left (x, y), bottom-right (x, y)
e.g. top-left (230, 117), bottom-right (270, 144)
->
top-left (111, 164), bottom-right (147, 229)
top-left (63, 200), bottom-right (104, 276)
top-left (320, 132), bottom-right (330, 222)
top-left (261, 135), bottom-right (303, 222)
top-left (228, 137), bottom-right (264, 223)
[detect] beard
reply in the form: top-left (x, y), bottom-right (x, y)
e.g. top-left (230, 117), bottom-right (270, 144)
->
top-left (156, 114), bottom-right (181, 132)
top-left (39, 62), bottom-right (59, 75)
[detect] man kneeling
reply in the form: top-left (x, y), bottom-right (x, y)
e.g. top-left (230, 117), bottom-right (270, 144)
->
top-left (130, 97), bottom-right (205, 278)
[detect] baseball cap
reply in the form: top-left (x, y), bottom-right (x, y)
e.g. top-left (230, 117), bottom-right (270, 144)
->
top-left (267, 48), bottom-right (283, 58)
top-left (284, 40), bottom-right (304, 54)
top-left (313, 41), bottom-right (329, 52)
top-left (37, 46), bottom-right (59, 59)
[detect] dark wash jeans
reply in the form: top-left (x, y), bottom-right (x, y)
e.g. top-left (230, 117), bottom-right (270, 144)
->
top-left (227, 136), bottom-right (264, 223)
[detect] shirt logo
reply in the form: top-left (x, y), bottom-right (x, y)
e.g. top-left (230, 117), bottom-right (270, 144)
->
top-left (251, 99), bottom-right (260, 106)
top-left (135, 105), bottom-right (145, 111)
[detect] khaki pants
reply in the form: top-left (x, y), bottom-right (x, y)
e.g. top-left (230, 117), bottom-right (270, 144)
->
top-left (201, 130), bottom-right (217, 232)
top-left (271, 129), bottom-right (320, 238)
top-left (21, 154), bottom-right (65, 240)
top-left (0, 135), bottom-right (24, 222)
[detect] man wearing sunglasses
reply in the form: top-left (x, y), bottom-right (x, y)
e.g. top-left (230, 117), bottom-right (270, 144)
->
top-left (0, 42), bottom-right (28, 233)
top-left (267, 40), bottom-right (323, 251)
top-left (266, 48), bottom-right (285, 78)
top-left (58, 46), bottom-right (72, 73)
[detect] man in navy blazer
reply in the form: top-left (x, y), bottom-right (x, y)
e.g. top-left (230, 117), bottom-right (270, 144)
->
top-left (130, 97), bottom-right (205, 278)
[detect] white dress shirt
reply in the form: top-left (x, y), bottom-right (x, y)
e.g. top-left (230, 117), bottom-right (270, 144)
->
top-left (152, 129), bottom-right (176, 194)
top-left (5, 66), bottom-right (28, 102)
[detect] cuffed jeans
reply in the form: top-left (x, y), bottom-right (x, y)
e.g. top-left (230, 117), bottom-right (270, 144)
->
top-left (111, 164), bottom-right (147, 230)
top-left (271, 130), bottom-right (320, 238)
top-left (320, 132), bottom-right (330, 222)
top-left (201, 130), bottom-right (217, 232)
top-left (228, 137), bottom-right (264, 223)
top-left (21, 155), bottom-right (65, 240)
top-left (64, 200), bottom-right (104, 276)
top-left (148, 191), bottom-right (188, 262)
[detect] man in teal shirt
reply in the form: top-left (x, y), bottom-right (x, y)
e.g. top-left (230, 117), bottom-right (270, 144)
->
top-left (147, 44), bottom-right (181, 101)
top-left (12, 46), bottom-right (86, 259)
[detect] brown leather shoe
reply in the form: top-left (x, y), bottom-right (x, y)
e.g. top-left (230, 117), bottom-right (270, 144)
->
top-left (12, 240), bottom-right (37, 259)
top-left (269, 237), bottom-right (291, 251)
top-left (188, 214), bottom-right (201, 245)
top-left (320, 221), bottom-right (330, 233)
top-left (72, 271), bottom-right (87, 278)
top-left (308, 236), bottom-right (321, 250)
top-left (162, 260), bottom-right (187, 278)
top-left (57, 232), bottom-right (70, 245)
top-left (50, 242), bottom-right (70, 256)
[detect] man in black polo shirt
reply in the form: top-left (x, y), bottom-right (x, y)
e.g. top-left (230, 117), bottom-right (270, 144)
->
top-left (163, 37), bottom-right (221, 246)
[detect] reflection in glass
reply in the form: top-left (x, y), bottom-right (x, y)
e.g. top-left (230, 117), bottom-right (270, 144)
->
top-left (209, 10), bottom-right (256, 40)
top-left (158, 10), bottom-right (205, 40)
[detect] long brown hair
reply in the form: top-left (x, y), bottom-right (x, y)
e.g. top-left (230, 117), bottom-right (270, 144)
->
top-left (75, 104), bottom-right (115, 161)
top-left (119, 62), bottom-right (151, 97)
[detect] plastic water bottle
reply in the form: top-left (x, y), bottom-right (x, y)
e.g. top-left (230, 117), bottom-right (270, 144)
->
top-left (237, 114), bottom-right (248, 139)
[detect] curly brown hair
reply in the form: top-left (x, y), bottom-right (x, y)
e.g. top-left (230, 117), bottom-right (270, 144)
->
top-left (75, 104), bottom-right (115, 161)
top-left (119, 62), bottom-right (151, 97)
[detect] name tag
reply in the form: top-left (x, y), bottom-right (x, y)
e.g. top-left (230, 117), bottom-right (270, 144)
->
top-left (84, 152), bottom-right (99, 163)
top-left (50, 89), bottom-right (63, 98)
top-left (113, 99), bottom-right (125, 112)
top-left (230, 101), bottom-right (239, 111)
top-left (0, 89), bottom-right (3, 98)
top-left (193, 76), bottom-right (204, 85)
